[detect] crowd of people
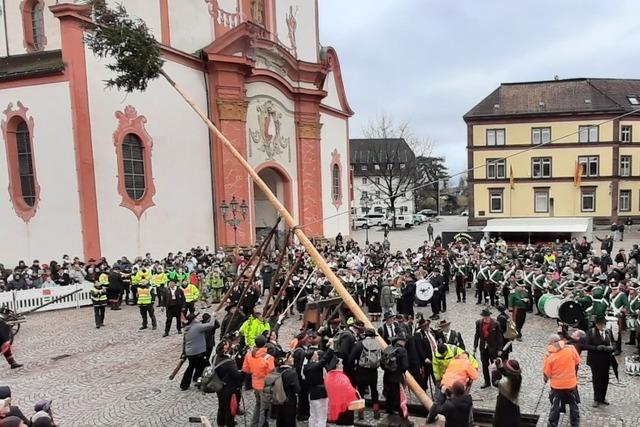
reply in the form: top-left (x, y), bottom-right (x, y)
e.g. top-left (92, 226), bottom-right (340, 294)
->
top-left (2, 228), bottom-right (640, 427)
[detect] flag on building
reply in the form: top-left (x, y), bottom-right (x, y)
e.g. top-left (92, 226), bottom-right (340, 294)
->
top-left (509, 165), bottom-right (515, 189)
top-left (574, 162), bottom-right (583, 187)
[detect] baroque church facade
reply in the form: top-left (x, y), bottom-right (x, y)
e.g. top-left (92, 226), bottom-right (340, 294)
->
top-left (0, 0), bottom-right (352, 261)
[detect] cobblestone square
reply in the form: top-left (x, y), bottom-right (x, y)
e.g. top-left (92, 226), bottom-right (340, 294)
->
top-left (4, 282), bottom-right (640, 426)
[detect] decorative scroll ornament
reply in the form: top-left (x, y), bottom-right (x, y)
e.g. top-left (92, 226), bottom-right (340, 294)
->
top-left (249, 100), bottom-right (290, 160)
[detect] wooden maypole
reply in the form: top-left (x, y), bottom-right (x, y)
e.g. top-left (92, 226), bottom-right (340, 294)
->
top-left (84, 0), bottom-right (437, 414)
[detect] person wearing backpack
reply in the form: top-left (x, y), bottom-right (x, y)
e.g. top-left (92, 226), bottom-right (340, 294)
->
top-left (212, 340), bottom-right (245, 427)
top-left (242, 335), bottom-right (275, 427)
top-left (335, 318), bottom-right (362, 386)
top-left (269, 352), bottom-right (300, 427)
top-left (304, 341), bottom-right (336, 427)
top-left (349, 328), bottom-right (382, 420)
top-left (381, 333), bottom-right (410, 425)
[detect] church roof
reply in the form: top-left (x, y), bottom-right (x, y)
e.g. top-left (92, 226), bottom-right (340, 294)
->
top-left (0, 50), bottom-right (65, 82)
top-left (464, 78), bottom-right (640, 120)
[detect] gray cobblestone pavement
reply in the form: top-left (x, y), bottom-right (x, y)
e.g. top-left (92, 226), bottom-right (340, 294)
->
top-left (4, 285), bottom-right (640, 426)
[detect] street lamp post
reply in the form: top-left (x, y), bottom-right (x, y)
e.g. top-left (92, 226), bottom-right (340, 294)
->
top-left (360, 193), bottom-right (373, 245)
top-left (219, 195), bottom-right (249, 247)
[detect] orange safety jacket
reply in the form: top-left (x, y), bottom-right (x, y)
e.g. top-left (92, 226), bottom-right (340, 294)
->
top-left (242, 347), bottom-right (275, 391)
top-left (543, 340), bottom-right (580, 390)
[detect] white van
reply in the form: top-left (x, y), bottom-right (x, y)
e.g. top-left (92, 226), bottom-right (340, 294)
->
top-left (386, 215), bottom-right (413, 229)
top-left (365, 213), bottom-right (386, 227)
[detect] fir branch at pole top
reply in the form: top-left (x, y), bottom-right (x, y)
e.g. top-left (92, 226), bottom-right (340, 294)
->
top-left (83, 0), bottom-right (164, 93)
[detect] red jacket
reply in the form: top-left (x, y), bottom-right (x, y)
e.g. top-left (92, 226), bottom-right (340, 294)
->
top-left (325, 370), bottom-right (357, 421)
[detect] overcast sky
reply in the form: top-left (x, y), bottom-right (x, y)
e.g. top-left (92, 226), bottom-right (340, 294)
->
top-left (319, 0), bottom-right (640, 180)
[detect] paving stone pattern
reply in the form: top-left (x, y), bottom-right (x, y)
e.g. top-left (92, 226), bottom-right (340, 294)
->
top-left (4, 282), bottom-right (640, 426)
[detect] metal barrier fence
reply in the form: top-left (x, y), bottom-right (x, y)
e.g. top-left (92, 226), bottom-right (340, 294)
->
top-left (0, 282), bottom-right (94, 313)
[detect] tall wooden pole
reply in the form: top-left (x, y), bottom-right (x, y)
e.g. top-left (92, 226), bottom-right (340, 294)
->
top-left (159, 70), bottom-right (436, 411)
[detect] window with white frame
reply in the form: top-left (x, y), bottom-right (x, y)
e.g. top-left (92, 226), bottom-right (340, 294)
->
top-left (581, 189), bottom-right (595, 212)
top-left (532, 127), bottom-right (551, 145)
top-left (489, 190), bottom-right (503, 213)
top-left (534, 189), bottom-right (549, 213)
top-left (361, 165), bottom-right (367, 171)
top-left (578, 125), bottom-right (599, 143)
top-left (374, 164), bottom-right (380, 170)
top-left (375, 177), bottom-right (381, 185)
top-left (621, 125), bottom-right (632, 143)
top-left (486, 129), bottom-right (505, 146)
top-left (620, 155), bottom-right (631, 177)
top-left (578, 156), bottom-right (599, 177)
top-left (619, 190), bottom-right (631, 212)
top-left (387, 164), bottom-right (393, 170)
top-left (362, 177), bottom-right (368, 184)
top-left (486, 158), bottom-right (506, 179)
top-left (531, 157), bottom-right (552, 178)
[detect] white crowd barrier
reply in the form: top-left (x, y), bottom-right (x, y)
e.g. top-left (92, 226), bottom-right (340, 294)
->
top-left (1, 282), bottom-right (94, 313)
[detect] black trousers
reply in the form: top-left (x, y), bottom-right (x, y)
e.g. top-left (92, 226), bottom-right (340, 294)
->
top-left (455, 276), bottom-right (466, 302)
top-left (180, 352), bottom-right (208, 390)
top-left (216, 388), bottom-right (237, 427)
top-left (165, 306), bottom-right (182, 334)
top-left (93, 305), bottom-right (105, 326)
top-left (440, 290), bottom-right (447, 312)
top-left (130, 285), bottom-right (138, 304)
top-left (156, 287), bottom-right (165, 306)
top-left (275, 397), bottom-right (298, 427)
top-left (297, 378), bottom-right (310, 419)
top-left (139, 305), bottom-right (157, 328)
top-left (476, 279), bottom-right (485, 303)
top-left (383, 381), bottom-right (402, 416)
top-left (356, 367), bottom-right (379, 404)
top-left (480, 349), bottom-right (496, 385)
top-left (485, 283), bottom-right (497, 306)
top-left (183, 301), bottom-right (196, 316)
top-left (430, 292), bottom-right (440, 316)
top-left (514, 308), bottom-right (526, 335)
top-left (591, 363), bottom-right (610, 402)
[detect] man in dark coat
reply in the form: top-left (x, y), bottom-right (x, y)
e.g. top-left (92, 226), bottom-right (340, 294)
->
top-left (473, 308), bottom-right (504, 388)
top-left (397, 279), bottom-right (416, 317)
top-left (378, 312), bottom-right (398, 344)
top-left (435, 319), bottom-right (465, 350)
top-left (407, 318), bottom-right (437, 390)
top-left (220, 304), bottom-right (246, 341)
top-left (584, 317), bottom-right (615, 407)
top-left (107, 267), bottom-right (124, 310)
top-left (163, 280), bottom-right (185, 337)
top-left (304, 345), bottom-right (336, 425)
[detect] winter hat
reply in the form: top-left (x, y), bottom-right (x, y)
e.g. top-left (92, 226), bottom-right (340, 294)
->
top-left (504, 359), bottom-right (521, 375)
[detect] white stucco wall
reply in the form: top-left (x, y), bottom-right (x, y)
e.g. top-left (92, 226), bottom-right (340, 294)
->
top-left (106, 0), bottom-right (162, 41)
top-left (275, 0), bottom-right (317, 63)
top-left (167, 0), bottom-right (213, 53)
top-left (321, 71), bottom-right (342, 111)
top-left (0, 82), bottom-right (84, 262)
top-left (3, 0), bottom-right (61, 55)
top-left (84, 49), bottom-right (215, 260)
top-left (351, 179), bottom-right (414, 216)
top-left (245, 81), bottom-right (299, 228)
top-left (320, 112), bottom-right (350, 238)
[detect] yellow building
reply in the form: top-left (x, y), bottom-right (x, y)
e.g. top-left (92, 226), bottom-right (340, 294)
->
top-left (464, 78), bottom-right (640, 228)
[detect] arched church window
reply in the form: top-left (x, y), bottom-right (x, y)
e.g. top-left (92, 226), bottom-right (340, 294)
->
top-left (15, 120), bottom-right (37, 206)
top-left (1, 102), bottom-right (41, 222)
top-left (122, 134), bottom-right (146, 201)
top-left (332, 164), bottom-right (340, 201)
top-left (21, 0), bottom-right (47, 52)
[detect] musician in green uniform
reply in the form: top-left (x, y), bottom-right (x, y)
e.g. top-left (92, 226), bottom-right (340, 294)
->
top-left (609, 285), bottom-right (629, 355)
top-left (586, 287), bottom-right (609, 324)
top-left (508, 281), bottom-right (529, 338)
top-left (453, 257), bottom-right (467, 303)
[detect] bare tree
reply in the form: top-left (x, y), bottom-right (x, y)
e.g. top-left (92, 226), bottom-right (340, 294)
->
top-left (356, 114), bottom-right (432, 227)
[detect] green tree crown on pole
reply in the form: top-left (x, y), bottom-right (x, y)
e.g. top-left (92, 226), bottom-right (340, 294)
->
top-left (84, 0), bottom-right (164, 92)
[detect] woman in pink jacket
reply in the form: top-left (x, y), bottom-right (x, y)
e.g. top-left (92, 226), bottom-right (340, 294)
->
top-left (325, 357), bottom-right (358, 426)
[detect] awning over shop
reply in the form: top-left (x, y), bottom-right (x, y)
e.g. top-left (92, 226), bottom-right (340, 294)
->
top-left (482, 217), bottom-right (592, 233)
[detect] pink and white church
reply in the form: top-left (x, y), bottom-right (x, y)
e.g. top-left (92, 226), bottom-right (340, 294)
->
top-left (0, 0), bottom-right (353, 262)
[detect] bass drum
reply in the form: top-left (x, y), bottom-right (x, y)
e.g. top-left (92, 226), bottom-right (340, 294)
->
top-left (415, 279), bottom-right (434, 302)
top-left (537, 294), bottom-right (553, 314)
top-left (543, 296), bottom-right (563, 319)
top-left (558, 300), bottom-right (584, 326)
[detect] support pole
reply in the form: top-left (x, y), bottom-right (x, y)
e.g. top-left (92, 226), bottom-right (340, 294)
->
top-left (159, 69), bottom-right (436, 411)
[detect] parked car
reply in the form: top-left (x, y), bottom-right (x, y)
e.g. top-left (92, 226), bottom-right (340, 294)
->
top-left (412, 213), bottom-right (427, 225)
top-left (419, 209), bottom-right (438, 217)
top-left (365, 213), bottom-right (386, 227)
top-left (352, 217), bottom-right (368, 229)
top-left (386, 215), bottom-right (413, 229)
top-left (460, 210), bottom-right (469, 216)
